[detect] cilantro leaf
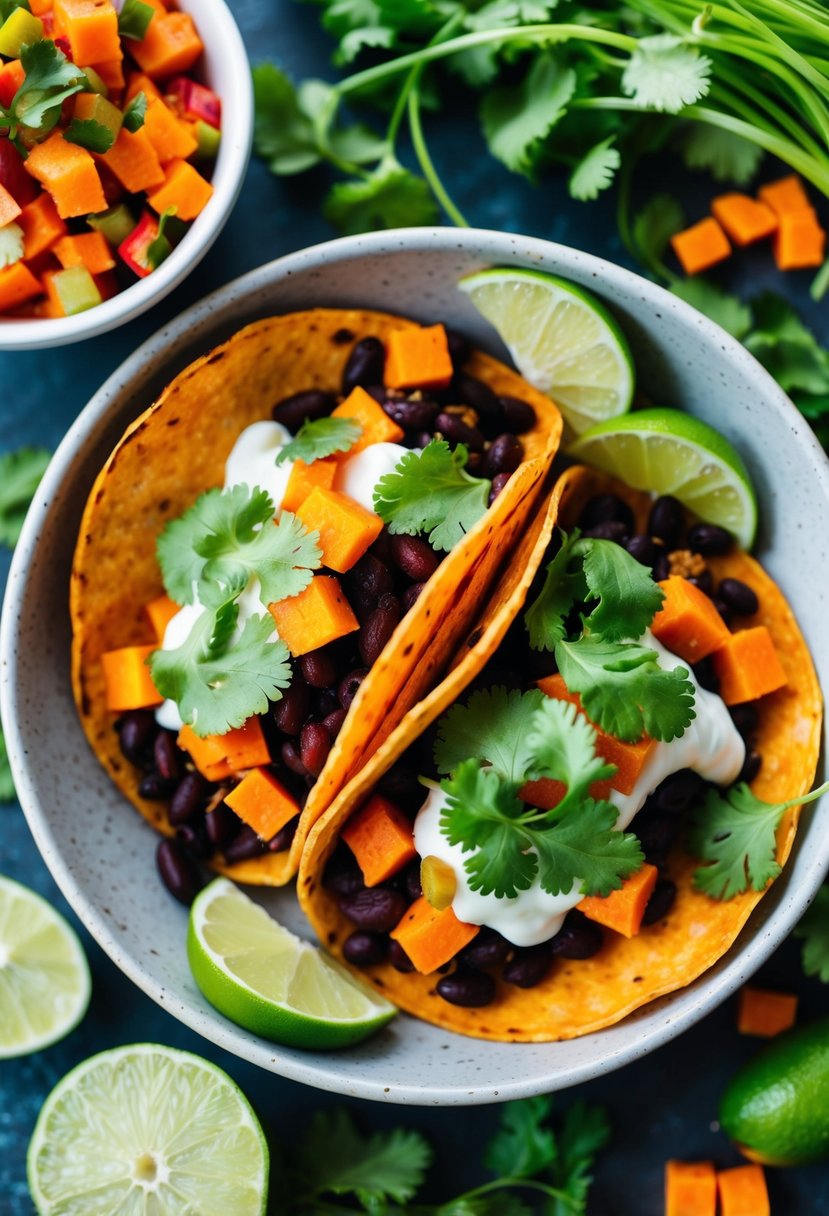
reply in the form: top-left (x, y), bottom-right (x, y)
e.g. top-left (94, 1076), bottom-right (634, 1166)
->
top-left (0, 725), bottom-right (15, 804)
top-left (10, 40), bottom-right (87, 135)
top-left (62, 118), bottom-right (116, 153)
top-left (485, 1095), bottom-right (557, 1179)
top-left (150, 605), bottom-right (292, 737)
top-left (794, 885), bottom-right (829, 983)
top-left (745, 293), bottom-right (829, 396)
top-left (373, 439), bottom-right (490, 552)
top-left (275, 416), bottom-right (362, 466)
top-left (682, 126), bottom-right (764, 185)
top-left (670, 280), bottom-right (754, 340)
top-left (580, 536), bottom-right (664, 642)
top-left (531, 797), bottom-right (643, 898)
top-left (524, 532), bottom-right (587, 653)
top-left (324, 159), bottom-right (439, 234)
top-left (632, 193), bottom-right (685, 277)
top-left (117, 0), bottom-right (154, 41)
top-left (526, 697), bottom-right (616, 804)
top-left (569, 136), bottom-right (620, 201)
top-left (123, 90), bottom-right (147, 133)
top-left (441, 761), bottom-right (538, 898)
top-left (253, 64), bottom-right (325, 175)
top-left (556, 636), bottom-right (696, 743)
top-left (434, 686), bottom-right (547, 783)
top-left (622, 35), bottom-right (712, 114)
top-left (688, 783), bottom-right (784, 900)
top-left (0, 446), bottom-right (50, 547)
top-left (547, 1101), bottom-right (611, 1216)
top-left (480, 53), bottom-right (576, 179)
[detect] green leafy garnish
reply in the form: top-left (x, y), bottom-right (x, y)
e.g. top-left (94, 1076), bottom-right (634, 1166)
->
top-left (157, 484), bottom-right (321, 610)
top-left (670, 280), bottom-right (754, 341)
top-left (480, 53), bottom-right (576, 179)
top-left (275, 417), bottom-right (362, 466)
top-left (434, 685), bottom-right (547, 783)
top-left (0, 446), bottom-right (50, 547)
top-left (569, 136), bottom-right (621, 202)
top-left (62, 118), bottom-right (115, 153)
top-left (373, 439), bottom-right (490, 552)
top-left (0, 725), bottom-right (15, 804)
top-left (2, 40), bottom-right (87, 137)
top-left (689, 779), bottom-right (829, 900)
top-left (682, 126), bottom-right (764, 186)
top-left (117, 0), bottom-right (154, 41)
top-left (324, 158), bottom-right (439, 234)
top-left (794, 885), bottom-right (829, 984)
top-left (621, 34), bottom-right (711, 113)
top-left (122, 90), bottom-right (148, 133)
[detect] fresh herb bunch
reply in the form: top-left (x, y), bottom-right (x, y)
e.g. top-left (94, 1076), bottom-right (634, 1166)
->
top-left (273, 1096), bottom-right (610, 1214)
top-left (253, 0), bottom-right (829, 295)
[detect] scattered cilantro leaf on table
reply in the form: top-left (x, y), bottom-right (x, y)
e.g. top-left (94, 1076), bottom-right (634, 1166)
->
top-left (275, 417), bottom-right (362, 466)
top-left (374, 439), bottom-right (490, 551)
top-left (485, 1095), bottom-right (558, 1180)
top-left (546, 1101), bottom-right (612, 1216)
top-left (324, 158), bottom-right (439, 233)
top-left (0, 446), bottom-right (50, 547)
top-left (0, 726), bottom-right (15, 804)
top-left (794, 885), bottom-right (829, 983)
top-left (123, 90), bottom-right (147, 133)
top-left (434, 685), bottom-right (547, 783)
top-left (682, 126), bottom-right (764, 186)
top-left (569, 136), bottom-right (621, 201)
top-left (480, 53), bottom-right (576, 179)
top-left (62, 118), bottom-right (115, 153)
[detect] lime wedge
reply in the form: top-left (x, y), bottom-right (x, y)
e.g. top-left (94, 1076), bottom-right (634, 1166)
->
top-left (458, 267), bottom-right (634, 435)
top-left (28, 1043), bottom-right (269, 1216)
top-left (188, 878), bottom-right (396, 1049)
top-left (568, 407), bottom-right (758, 549)
top-left (0, 875), bottom-right (90, 1058)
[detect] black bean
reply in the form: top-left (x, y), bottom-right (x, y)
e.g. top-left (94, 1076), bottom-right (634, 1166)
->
top-left (139, 772), bottom-right (176, 801)
top-left (383, 395), bottom-right (439, 431)
top-left (347, 552), bottom-right (394, 604)
top-left (413, 430), bottom-right (433, 449)
top-left (300, 722), bottom-right (331, 777)
top-left (359, 593), bottom-right (401, 666)
top-left (626, 534), bottom-right (655, 567)
top-left (224, 825), bottom-right (267, 863)
top-left (466, 452), bottom-right (485, 476)
top-left (299, 649), bottom-right (338, 690)
top-left (316, 688), bottom-right (340, 718)
top-left (205, 802), bottom-right (238, 851)
top-left (176, 821), bottom-right (212, 860)
top-left (343, 931), bottom-right (388, 966)
top-left (550, 912), bottom-right (603, 959)
top-left (718, 577), bottom-right (758, 616)
top-left (459, 928), bottom-right (511, 971)
top-left (687, 569), bottom-right (714, 596)
top-left (338, 667), bottom-right (369, 710)
top-left (584, 520), bottom-right (629, 543)
top-left (338, 887), bottom-right (408, 933)
top-left (391, 534), bottom-right (441, 582)
top-left (378, 765), bottom-right (425, 815)
top-left (489, 472), bottom-right (511, 505)
top-left (389, 940), bottom-right (415, 972)
top-left (503, 945), bottom-right (554, 989)
top-left (343, 337), bottom-right (385, 394)
top-left (498, 395), bottom-right (536, 434)
top-left (652, 770), bottom-right (704, 815)
top-left (446, 329), bottom-right (471, 369)
top-left (153, 730), bottom-right (181, 782)
top-left (156, 838), bottom-right (202, 905)
top-left (434, 411), bottom-right (485, 452)
top-left (637, 813), bottom-right (678, 863)
top-left (324, 846), bottom-right (365, 896)
top-left (730, 703), bottom-right (758, 738)
top-left (401, 860), bottom-right (423, 902)
top-left (168, 771), bottom-right (208, 826)
top-left (713, 598), bottom-right (732, 626)
top-left (740, 749), bottom-right (762, 783)
top-left (268, 818), bottom-right (298, 853)
top-left (273, 679), bottom-right (311, 735)
top-left (322, 707), bottom-right (347, 739)
top-left (436, 969), bottom-right (496, 1007)
top-left (687, 522), bottom-right (732, 555)
top-left (401, 583), bottom-right (425, 613)
top-left (579, 493), bottom-right (635, 533)
top-left (272, 389), bottom-right (335, 430)
top-left (652, 553), bottom-right (671, 582)
top-left (485, 433), bottom-right (523, 478)
top-left (281, 739), bottom-right (310, 778)
top-left (648, 495), bottom-right (683, 547)
top-left (117, 710), bottom-right (157, 764)
top-left (642, 878), bottom-right (677, 926)
top-left (693, 656), bottom-right (720, 693)
top-left (453, 372), bottom-right (502, 420)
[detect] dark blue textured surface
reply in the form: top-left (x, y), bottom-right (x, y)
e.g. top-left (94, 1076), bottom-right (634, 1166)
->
top-left (1, 3), bottom-right (828, 1213)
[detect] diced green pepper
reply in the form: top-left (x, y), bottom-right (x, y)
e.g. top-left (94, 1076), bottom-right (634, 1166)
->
top-left (192, 119), bottom-right (221, 163)
top-left (88, 203), bottom-right (136, 246)
top-left (0, 6), bottom-right (42, 57)
top-left (82, 66), bottom-right (109, 97)
top-left (78, 93), bottom-right (122, 140)
top-left (52, 265), bottom-right (101, 315)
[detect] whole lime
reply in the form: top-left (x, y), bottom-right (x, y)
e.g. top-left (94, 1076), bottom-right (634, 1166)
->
top-left (720, 1017), bottom-right (829, 1165)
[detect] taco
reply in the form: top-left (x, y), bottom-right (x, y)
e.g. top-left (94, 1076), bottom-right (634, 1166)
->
top-left (70, 308), bottom-right (562, 887)
top-left (298, 465), bottom-right (823, 1042)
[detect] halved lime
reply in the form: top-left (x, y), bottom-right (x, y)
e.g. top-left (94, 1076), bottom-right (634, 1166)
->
top-left (0, 875), bottom-right (90, 1058)
top-left (569, 407), bottom-right (758, 548)
top-left (458, 267), bottom-right (635, 435)
top-left (28, 1043), bottom-right (269, 1215)
top-left (188, 878), bottom-right (396, 1049)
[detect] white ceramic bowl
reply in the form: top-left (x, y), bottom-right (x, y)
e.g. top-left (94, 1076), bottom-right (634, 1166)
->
top-left (3, 229), bottom-right (828, 1104)
top-left (0, 0), bottom-right (252, 350)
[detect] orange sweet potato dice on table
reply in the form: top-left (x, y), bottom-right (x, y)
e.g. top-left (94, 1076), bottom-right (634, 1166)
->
top-left (758, 173), bottom-right (811, 217)
top-left (578, 863), bottom-right (658, 937)
top-left (773, 208), bottom-right (826, 270)
top-left (282, 458), bottom-right (337, 513)
top-left (54, 231), bottom-right (115, 275)
top-left (711, 626), bottom-right (787, 705)
top-left (145, 594), bottom-right (179, 641)
top-left (131, 11), bottom-right (204, 79)
top-left (665, 1161), bottom-right (717, 1216)
top-left (651, 575), bottom-right (731, 663)
top-left (385, 324), bottom-right (453, 391)
top-left (342, 795), bottom-right (418, 886)
top-left (54, 0), bottom-right (120, 65)
top-left (671, 217), bottom-right (731, 275)
top-left (737, 985), bottom-right (797, 1037)
top-left (147, 157), bottom-right (213, 220)
top-left (0, 262), bottom-right (42, 312)
top-left (19, 194), bottom-right (66, 260)
top-left (144, 98), bottom-right (198, 164)
top-left (269, 575), bottom-right (358, 656)
top-left (331, 385), bottom-right (404, 452)
top-left (717, 1164), bottom-right (770, 1216)
top-left (25, 132), bottom-right (106, 218)
top-left (101, 644), bottom-right (162, 711)
top-left (390, 896), bottom-right (479, 974)
top-left (100, 127), bottom-right (164, 194)
top-left (0, 184), bottom-right (21, 227)
top-left (711, 193), bottom-right (777, 245)
top-left (295, 487), bottom-right (383, 574)
top-left (224, 767), bottom-right (300, 840)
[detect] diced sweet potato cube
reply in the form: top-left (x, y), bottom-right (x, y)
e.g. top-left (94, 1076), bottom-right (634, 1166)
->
top-left (143, 97), bottom-right (198, 164)
top-left (0, 183), bottom-right (21, 227)
top-left (0, 261), bottom-right (42, 312)
top-left (125, 70), bottom-right (163, 103)
top-left (53, 0), bottom-right (121, 65)
top-left (130, 11), bottom-right (203, 79)
top-left (100, 127), bottom-right (164, 194)
top-left (144, 594), bottom-right (179, 641)
top-left (342, 794), bottom-right (418, 886)
top-left (651, 575), bottom-right (731, 663)
top-left (711, 626), bottom-right (787, 705)
top-left (711, 193), bottom-right (777, 246)
top-left (282, 458), bottom-right (338, 514)
top-left (224, 767), bottom-right (300, 841)
top-left (665, 1161), bottom-right (717, 1216)
top-left (146, 157), bottom-right (213, 220)
top-left (390, 896), bottom-right (479, 974)
top-left (269, 575), bottom-right (358, 657)
top-left (331, 385), bottom-right (404, 452)
top-left (101, 644), bottom-right (162, 711)
top-left (758, 174), bottom-right (811, 217)
top-left (717, 1164), bottom-right (770, 1216)
top-left (737, 986), bottom-right (797, 1037)
top-left (19, 193), bottom-right (66, 260)
top-left (296, 486), bottom-right (383, 574)
top-left (671, 217), bottom-right (731, 275)
top-left (578, 863), bottom-right (659, 938)
top-left (384, 324), bottom-right (453, 391)
top-left (25, 131), bottom-right (106, 218)
top-left (177, 724), bottom-right (231, 782)
top-left (54, 231), bottom-right (115, 275)
top-left (773, 208), bottom-right (826, 270)
top-left (88, 57), bottom-right (124, 92)
top-left (178, 717), bottom-right (270, 782)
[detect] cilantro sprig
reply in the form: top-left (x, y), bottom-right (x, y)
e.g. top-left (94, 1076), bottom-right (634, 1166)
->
top-left (275, 416), bottom-right (362, 466)
top-left (62, 118), bottom-right (116, 154)
top-left (1, 40), bottom-right (88, 140)
top-left (795, 885), bottom-right (829, 984)
top-left (0, 725), bottom-right (15, 804)
top-left (122, 90), bottom-right (148, 134)
top-left (373, 439), bottom-right (490, 552)
top-left (0, 446), bottom-right (50, 547)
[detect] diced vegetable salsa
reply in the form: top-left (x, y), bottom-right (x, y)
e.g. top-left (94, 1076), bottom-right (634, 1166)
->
top-left (0, 0), bottom-right (220, 319)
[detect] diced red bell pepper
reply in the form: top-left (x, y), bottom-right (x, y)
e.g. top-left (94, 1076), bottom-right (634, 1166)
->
top-left (166, 75), bottom-right (221, 129)
top-left (54, 35), bottom-right (73, 60)
top-left (117, 209), bottom-right (166, 277)
top-left (0, 139), bottom-right (38, 207)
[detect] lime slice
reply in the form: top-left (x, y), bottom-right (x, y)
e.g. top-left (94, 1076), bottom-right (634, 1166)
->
top-left (458, 267), bottom-right (634, 434)
top-left (28, 1043), bottom-right (269, 1215)
top-left (188, 878), bottom-right (397, 1049)
top-left (0, 875), bottom-right (90, 1058)
top-left (568, 407), bottom-right (758, 549)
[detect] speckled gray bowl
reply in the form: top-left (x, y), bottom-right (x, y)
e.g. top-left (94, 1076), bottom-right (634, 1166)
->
top-left (3, 229), bottom-right (827, 1105)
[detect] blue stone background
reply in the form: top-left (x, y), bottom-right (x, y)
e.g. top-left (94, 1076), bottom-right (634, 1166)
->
top-left (1, 2), bottom-right (828, 1212)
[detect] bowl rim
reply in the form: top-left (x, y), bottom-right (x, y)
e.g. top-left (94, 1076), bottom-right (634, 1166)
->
top-left (0, 0), bottom-right (253, 351)
top-left (3, 226), bottom-right (828, 1104)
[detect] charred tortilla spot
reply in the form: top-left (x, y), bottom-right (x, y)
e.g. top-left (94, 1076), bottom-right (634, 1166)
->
top-left (332, 327), bottom-right (355, 345)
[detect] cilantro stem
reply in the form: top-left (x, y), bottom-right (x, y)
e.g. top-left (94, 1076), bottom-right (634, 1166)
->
top-left (408, 84), bottom-right (469, 227)
top-left (775, 778), bottom-right (829, 814)
top-left (385, 13), bottom-right (464, 150)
